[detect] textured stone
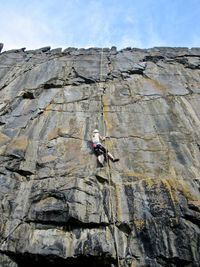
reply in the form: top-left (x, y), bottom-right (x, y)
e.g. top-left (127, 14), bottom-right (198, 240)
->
top-left (0, 46), bottom-right (200, 267)
top-left (0, 43), bottom-right (3, 53)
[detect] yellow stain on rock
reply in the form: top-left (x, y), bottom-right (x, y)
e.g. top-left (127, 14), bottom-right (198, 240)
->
top-left (167, 178), bottom-right (198, 201)
top-left (102, 94), bottom-right (115, 151)
top-left (161, 179), bottom-right (178, 209)
top-left (123, 171), bottom-right (153, 181)
top-left (121, 171), bottom-right (199, 210)
top-left (0, 132), bottom-right (11, 146)
top-left (7, 135), bottom-right (28, 153)
top-left (0, 145), bottom-right (7, 155)
top-left (48, 127), bottom-right (72, 141)
top-left (44, 103), bottom-right (54, 114)
top-left (114, 183), bottom-right (123, 221)
top-left (48, 128), bottom-right (59, 141)
top-left (142, 177), bottom-right (198, 202)
top-left (146, 78), bottom-right (168, 93)
top-left (102, 94), bottom-right (113, 131)
top-left (40, 155), bottom-right (57, 164)
top-left (134, 219), bottom-right (146, 231)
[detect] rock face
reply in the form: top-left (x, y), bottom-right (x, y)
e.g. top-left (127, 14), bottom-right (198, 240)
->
top-left (0, 46), bottom-right (200, 267)
top-left (0, 44), bottom-right (3, 53)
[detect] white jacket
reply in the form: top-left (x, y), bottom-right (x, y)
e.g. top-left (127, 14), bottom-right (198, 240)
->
top-left (92, 132), bottom-right (104, 144)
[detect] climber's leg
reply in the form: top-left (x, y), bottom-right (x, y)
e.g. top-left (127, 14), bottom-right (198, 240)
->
top-left (98, 144), bottom-right (120, 163)
top-left (97, 154), bottom-right (104, 167)
top-left (107, 152), bottom-right (119, 162)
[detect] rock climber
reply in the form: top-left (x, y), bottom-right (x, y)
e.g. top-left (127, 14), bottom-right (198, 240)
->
top-left (92, 129), bottom-right (119, 167)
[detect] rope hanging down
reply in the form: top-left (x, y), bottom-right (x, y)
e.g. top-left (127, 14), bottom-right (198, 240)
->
top-left (99, 48), bottom-right (121, 267)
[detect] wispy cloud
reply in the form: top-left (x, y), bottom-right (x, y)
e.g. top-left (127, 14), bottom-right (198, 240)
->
top-left (0, 0), bottom-right (200, 51)
top-left (0, 1), bottom-right (62, 50)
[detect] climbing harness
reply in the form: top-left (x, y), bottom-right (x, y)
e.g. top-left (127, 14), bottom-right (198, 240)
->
top-left (99, 48), bottom-right (121, 267)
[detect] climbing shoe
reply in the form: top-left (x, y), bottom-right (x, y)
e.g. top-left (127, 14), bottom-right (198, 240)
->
top-left (113, 158), bottom-right (119, 162)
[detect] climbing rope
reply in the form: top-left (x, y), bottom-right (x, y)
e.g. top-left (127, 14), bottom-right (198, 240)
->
top-left (99, 48), bottom-right (121, 267)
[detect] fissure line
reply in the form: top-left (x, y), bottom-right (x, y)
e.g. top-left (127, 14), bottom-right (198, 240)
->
top-left (99, 48), bottom-right (121, 267)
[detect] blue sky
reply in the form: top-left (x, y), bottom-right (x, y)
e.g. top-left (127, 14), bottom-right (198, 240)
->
top-left (1, 0), bottom-right (200, 51)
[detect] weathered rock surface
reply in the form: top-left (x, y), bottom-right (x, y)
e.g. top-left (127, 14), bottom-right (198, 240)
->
top-left (0, 46), bottom-right (200, 267)
top-left (0, 44), bottom-right (3, 53)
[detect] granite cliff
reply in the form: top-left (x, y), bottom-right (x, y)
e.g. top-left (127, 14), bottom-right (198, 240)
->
top-left (0, 45), bottom-right (200, 267)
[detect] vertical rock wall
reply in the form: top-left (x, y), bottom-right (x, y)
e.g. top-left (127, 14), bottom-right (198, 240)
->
top-left (0, 46), bottom-right (200, 267)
